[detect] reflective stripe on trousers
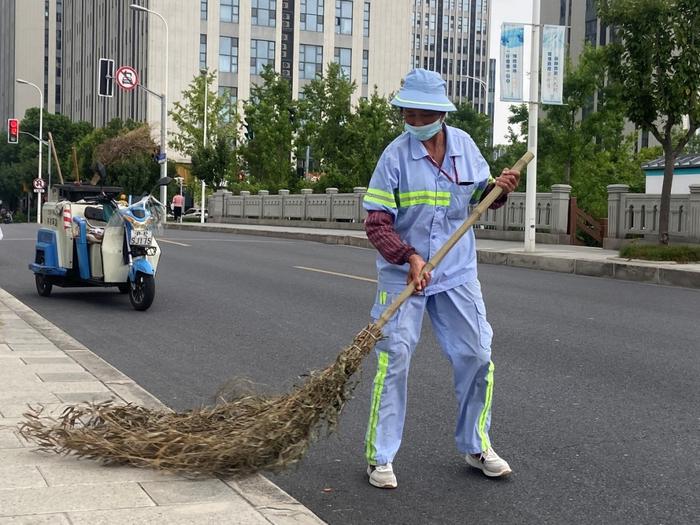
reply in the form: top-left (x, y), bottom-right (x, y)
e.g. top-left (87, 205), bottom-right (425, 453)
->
top-left (365, 280), bottom-right (494, 465)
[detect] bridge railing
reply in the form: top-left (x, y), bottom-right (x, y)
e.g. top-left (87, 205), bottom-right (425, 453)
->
top-left (208, 184), bottom-right (573, 243)
top-left (605, 184), bottom-right (700, 248)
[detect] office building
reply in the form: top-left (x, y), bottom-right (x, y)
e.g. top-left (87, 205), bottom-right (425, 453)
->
top-left (411, 0), bottom-right (491, 114)
top-left (541, 0), bottom-right (657, 150)
top-left (0, 0), bottom-right (62, 125)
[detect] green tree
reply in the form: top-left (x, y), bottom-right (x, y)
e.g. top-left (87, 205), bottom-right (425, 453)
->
top-left (169, 69), bottom-right (239, 158)
top-left (191, 135), bottom-right (238, 187)
top-left (447, 102), bottom-right (492, 161)
top-left (598, 0), bottom-right (700, 244)
top-left (297, 62), bottom-right (356, 180)
top-left (0, 108), bottom-right (93, 210)
top-left (338, 91), bottom-right (403, 190)
top-left (240, 66), bottom-right (298, 189)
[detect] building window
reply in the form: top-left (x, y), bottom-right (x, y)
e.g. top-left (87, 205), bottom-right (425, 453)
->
top-left (219, 36), bottom-right (239, 73)
top-left (219, 86), bottom-right (238, 123)
top-left (252, 0), bottom-right (276, 27)
top-left (299, 44), bottom-right (323, 79)
top-left (334, 47), bottom-right (351, 78)
top-left (251, 39), bottom-right (275, 75)
top-left (362, 49), bottom-right (368, 84)
top-left (201, 0), bottom-right (207, 20)
top-left (363, 2), bottom-right (370, 37)
top-left (300, 0), bottom-right (324, 32)
top-left (335, 0), bottom-right (352, 35)
top-left (221, 0), bottom-right (239, 23)
top-left (362, 2), bottom-right (369, 36)
top-left (200, 34), bottom-right (207, 69)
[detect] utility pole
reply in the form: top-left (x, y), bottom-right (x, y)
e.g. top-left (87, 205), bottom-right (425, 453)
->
top-left (525, 0), bottom-right (541, 252)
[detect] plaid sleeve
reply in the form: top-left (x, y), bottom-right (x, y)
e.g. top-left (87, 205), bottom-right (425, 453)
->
top-left (365, 211), bottom-right (416, 265)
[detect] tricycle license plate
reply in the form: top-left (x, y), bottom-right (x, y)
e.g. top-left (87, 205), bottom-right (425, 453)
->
top-left (131, 231), bottom-right (153, 246)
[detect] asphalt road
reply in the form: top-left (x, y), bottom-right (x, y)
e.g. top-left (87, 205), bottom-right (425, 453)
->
top-left (1, 223), bottom-right (699, 524)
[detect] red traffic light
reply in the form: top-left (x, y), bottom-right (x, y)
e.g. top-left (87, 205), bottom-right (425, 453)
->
top-left (7, 118), bottom-right (19, 144)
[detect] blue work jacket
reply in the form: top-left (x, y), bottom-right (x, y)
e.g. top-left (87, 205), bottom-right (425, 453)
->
top-left (363, 124), bottom-right (493, 295)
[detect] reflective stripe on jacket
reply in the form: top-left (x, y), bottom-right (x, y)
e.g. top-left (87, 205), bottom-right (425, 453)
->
top-left (363, 125), bottom-right (491, 295)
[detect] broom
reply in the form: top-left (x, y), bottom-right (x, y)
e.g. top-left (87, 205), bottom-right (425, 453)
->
top-left (19, 152), bottom-right (534, 477)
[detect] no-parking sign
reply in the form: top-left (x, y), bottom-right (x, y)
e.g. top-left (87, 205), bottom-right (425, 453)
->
top-left (115, 66), bottom-right (139, 91)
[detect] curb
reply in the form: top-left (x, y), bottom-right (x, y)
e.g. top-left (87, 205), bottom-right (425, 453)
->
top-left (167, 223), bottom-right (700, 289)
top-left (0, 288), bottom-right (325, 525)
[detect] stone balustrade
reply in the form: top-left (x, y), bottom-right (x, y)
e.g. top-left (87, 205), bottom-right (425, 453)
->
top-left (208, 185), bottom-right (572, 243)
top-left (605, 184), bottom-right (700, 248)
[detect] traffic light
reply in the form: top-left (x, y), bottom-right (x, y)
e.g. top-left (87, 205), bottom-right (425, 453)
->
top-left (98, 58), bottom-right (114, 97)
top-left (7, 118), bottom-right (19, 144)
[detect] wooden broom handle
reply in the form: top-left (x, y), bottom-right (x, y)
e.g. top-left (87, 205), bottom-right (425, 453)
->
top-left (375, 151), bottom-right (534, 330)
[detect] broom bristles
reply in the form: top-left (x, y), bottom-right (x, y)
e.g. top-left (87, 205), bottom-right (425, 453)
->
top-left (19, 324), bottom-right (383, 477)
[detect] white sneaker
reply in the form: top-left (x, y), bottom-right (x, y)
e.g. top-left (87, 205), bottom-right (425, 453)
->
top-left (465, 448), bottom-right (512, 477)
top-left (367, 463), bottom-right (397, 489)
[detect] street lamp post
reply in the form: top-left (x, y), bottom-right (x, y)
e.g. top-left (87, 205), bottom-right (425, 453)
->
top-left (129, 4), bottom-right (169, 220)
top-left (462, 75), bottom-right (489, 116)
top-left (525, 0), bottom-right (541, 253)
top-left (16, 78), bottom-right (43, 224)
top-left (201, 69), bottom-right (207, 224)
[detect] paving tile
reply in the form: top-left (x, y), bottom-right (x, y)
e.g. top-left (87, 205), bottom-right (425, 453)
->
top-left (139, 479), bottom-right (236, 505)
top-left (106, 383), bottom-right (166, 411)
top-left (35, 372), bottom-right (96, 383)
top-left (0, 429), bottom-right (23, 448)
top-left (0, 514), bottom-right (71, 524)
top-left (1, 336), bottom-right (52, 345)
top-left (7, 344), bottom-right (60, 353)
top-left (39, 461), bottom-right (183, 486)
top-left (20, 358), bottom-right (75, 365)
top-left (53, 392), bottom-right (117, 404)
top-left (41, 381), bottom-right (110, 394)
top-left (0, 466), bottom-right (47, 489)
top-left (0, 482), bottom-right (154, 516)
top-left (0, 404), bottom-right (66, 419)
top-left (0, 394), bottom-right (61, 406)
top-left (227, 474), bottom-right (298, 507)
top-left (63, 351), bottom-right (131, 383)
top-left (23, 364), bottom-right (86, 374)
top-left (66, 501), bottom-right (270, 525)
top-left (0, 351), bottom-right (67, 359)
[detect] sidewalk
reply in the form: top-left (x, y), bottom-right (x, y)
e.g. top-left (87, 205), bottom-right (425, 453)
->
top-left (0, 288), bottom-right (325, 524)
top-left (167, 221), bottom-right (700, 289)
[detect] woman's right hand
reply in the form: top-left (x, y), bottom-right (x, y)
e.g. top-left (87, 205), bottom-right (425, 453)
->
top-left (407, 253), bottom-right (431, 293)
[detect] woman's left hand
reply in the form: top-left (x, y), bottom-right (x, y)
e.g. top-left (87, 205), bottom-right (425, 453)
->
top-left (495, 169), bottom-right (520, 193)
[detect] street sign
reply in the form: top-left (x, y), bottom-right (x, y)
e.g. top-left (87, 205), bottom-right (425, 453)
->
top-left (32, 178), bottom-right (45, 190)
top-left (33, 188), bottom-right (45, 193)
top-left (115, 66), bottom-right (139, 91)
top-left (98, 58), bottom-right (115, 97)
top-left (155, 152), bottom-right (167, 164)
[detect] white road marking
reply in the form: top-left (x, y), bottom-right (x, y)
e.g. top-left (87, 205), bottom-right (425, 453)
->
top-left (293, 266), bottom-right (377, 283)
top-left (158, 238), bottom-right (191, 247)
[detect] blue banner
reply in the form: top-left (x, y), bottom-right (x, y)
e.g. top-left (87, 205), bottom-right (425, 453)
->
top-left (500, 23), bottom-right (525, 102)
top-left (541, 25), bottom-right (566, 105)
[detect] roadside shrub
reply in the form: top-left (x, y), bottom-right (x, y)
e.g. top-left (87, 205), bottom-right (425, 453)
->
top-left (620, 244), bottom-right (700, 263)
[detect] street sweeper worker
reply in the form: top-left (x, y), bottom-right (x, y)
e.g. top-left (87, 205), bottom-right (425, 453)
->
top-left (362, 68), bottom-right (520, 489)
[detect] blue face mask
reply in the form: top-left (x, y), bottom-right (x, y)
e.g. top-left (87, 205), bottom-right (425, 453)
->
top-left (404, 118), bottom-right (443, 141)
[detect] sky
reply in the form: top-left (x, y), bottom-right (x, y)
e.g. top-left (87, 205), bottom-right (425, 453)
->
top-left (489, 0), bottom-right (533, 145)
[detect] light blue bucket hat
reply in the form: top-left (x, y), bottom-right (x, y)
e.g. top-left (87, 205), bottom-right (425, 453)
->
top-left (390, 68), bottom-right (457, 112)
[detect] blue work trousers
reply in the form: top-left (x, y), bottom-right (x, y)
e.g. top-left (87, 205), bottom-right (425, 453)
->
top-left (365, 280), bottom-right (495, 465)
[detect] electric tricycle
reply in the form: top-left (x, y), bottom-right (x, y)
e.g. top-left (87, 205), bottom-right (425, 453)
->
top-left (28, 177), bottom-right (170, 311)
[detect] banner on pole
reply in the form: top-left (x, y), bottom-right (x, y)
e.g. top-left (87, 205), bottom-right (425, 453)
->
top-left (541, 25), bottom-right (566, 105)
top-left (500, 23), bottom-right (525, 102)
